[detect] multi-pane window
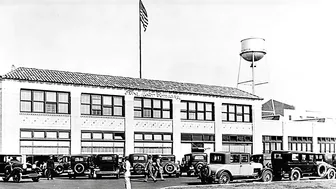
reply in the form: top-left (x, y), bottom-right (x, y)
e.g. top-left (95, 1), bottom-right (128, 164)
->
top-left (81, 94), bottom-right (124, 116)
top-left (262, 135), bottom-right (283, 154)
top-left (221, 103), bottom-right (252, 122)
top-left (20, 89), bottom-right (70, 114)
top-left (81, 131), bottom-right (125, 155)
top-left (134, 132), bottom-right (173, 154)
top-left (288, 136), bottom-right (313, 152)
top-left (20, 129), bottom-right (71, 155)
top-left (181, 133), bottom-right (215, 142)
top-left (222, 134), bottom-right (253, 154)
top-left (318, 137), bottom-right (336, 153)
top-left (181, 101), bottom-right (214, 121)
top-left (134, 98), bottom-right (171, 119)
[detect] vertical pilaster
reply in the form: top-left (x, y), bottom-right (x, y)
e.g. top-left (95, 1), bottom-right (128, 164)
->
top-left (124, 95), bottom-right (135, 156)
top-left (172, 99), bottom-right (182, 161)
top-left (253, 100), bottom-right (263, 154)
top-left (282, 121), bottom-right (288, 150)
top-left (214, 100), bottom-right (222, 152)
top-left (312, 123), bottom-right (318, 152)
top-left (70, 90), bottom-right (81, 154)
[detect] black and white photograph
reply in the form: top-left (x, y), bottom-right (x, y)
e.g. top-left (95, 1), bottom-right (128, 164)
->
top-left (0, 0), bottom-right (336, 188)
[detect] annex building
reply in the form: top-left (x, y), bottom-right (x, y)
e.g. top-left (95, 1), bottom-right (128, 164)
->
top-left (0, 67), bottom-right (263, 160)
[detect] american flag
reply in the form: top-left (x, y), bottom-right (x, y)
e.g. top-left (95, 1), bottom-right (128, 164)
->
top-left (139, 0), bottom-right (148, 32)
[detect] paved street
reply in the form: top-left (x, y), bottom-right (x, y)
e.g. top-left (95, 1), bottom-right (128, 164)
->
top-left (0, 175), bottom-right (200, 189)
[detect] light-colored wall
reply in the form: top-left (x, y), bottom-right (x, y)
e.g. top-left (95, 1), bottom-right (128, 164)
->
top-left (1, 79), bottom-right (262, 159)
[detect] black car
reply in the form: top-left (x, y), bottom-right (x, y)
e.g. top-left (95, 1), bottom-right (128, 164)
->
top-left (271, 150), bottom-right (336, 181)
top-left (0, 154), bottom-right (41, 182)
top-left (153, 154), bottom-right (180, 177)
top-left (180, 152), bottom-right (208, 176)
top-left (91, 154), bottom-right (120, 179)
top-left (129, 153), bottom-right (149, 175)
top-left (67, 155), bottom-right (93, 178)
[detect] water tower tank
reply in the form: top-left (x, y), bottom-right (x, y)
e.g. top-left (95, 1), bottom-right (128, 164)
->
top-left (240, 37), bottom-right (266, 62)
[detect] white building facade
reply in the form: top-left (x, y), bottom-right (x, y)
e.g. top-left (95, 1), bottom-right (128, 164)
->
top-left (0, 67), bottom-right (263, 161)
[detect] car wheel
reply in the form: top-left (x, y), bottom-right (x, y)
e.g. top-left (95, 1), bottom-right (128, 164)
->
top-left (290, 169), bottom-right (301, 181)
top-left (218, 172), bottom-right (230, 184)
top-left (55, 166), bottom-right (64, 175)
top-left (317, 163), bottom-right (327, 178)
top-left (12, 172), bottom-right (21, 183)
top-left (326, 169), bottom-right (336, 179)
top-left (32, 177), bottom-right (39, 182)
top-left (164, 163), bottom-right (175, 174)
top-left (261, 170), bottom-right (273, 182)
top-left (134, 164), bottom-right (145, 175)
top-left (74, 163), bottom-right (85, 174)
top-left (195, 162), bottom-right (204, 174)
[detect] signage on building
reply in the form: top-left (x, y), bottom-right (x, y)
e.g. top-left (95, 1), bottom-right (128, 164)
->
top-left (125, 89), bottom-right (180, 100)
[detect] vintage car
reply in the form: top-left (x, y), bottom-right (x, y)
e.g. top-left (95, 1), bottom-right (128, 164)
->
top-left (271, 150), bottom-right (336, 181)
top-left (67, 155), bottom-right (93, 178)
top-left (199, 152), bottom-right (273, 184)
top-left (129, 153), bottom-right (148, 175)
top-left (0, 154), bottom-right (41, 182)
top-left (180, 152), bottom-right (208, 176)
top-left (91, 154), bottom-right (120, 179)
top-left (53, 155), bottom-right (71, 175)
top-left (250, 153), bottom-right (272, 168)
top-left (153, 154), bottom-right (180, 177)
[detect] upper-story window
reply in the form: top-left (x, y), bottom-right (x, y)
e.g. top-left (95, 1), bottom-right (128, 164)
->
top-left (181, 101), bottom-right (214, 121)
top-left (20, 89), bottom-right (70, 114)
top-left (221, 103), bottom-right (252, 123)
top-left (134, 97), bottom-right (172, 119)
top-left (81, 93), bottom-right (124, 116)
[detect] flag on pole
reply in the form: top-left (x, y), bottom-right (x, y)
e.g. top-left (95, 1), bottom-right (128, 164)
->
top-left (139, 0), bottom-right (148, 32)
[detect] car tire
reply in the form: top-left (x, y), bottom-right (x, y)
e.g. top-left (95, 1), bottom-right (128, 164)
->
top-left (195, 162), bottom-right (204, 174)
top-left (74, 163), bottom-right (85, 174)
top-left (317, 163), bottom-right (327, 178)
top-left (55, 166), bottom-right (64, 175)
top-left (134, 164), bottom-right (145, 174)
top-left (290, 169), bottom-right (301, 181)
top-left (164, 163), bottom-right (175, 174)
top-left (32, 177), bottom-right (39, 182)
top-left (261, 170), bottom-right (273, 182)
top-left (218, 172), bottom-right (230, 184)
top-left (12, 172), bottom-right (21, 183)
top-left (326, 169), bottom-right (336, 179)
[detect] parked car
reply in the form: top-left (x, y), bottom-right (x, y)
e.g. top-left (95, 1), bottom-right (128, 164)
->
top-left (91, 154), bottom-right (120, 179)
top-left (67, 155), bottom-right (93, 178)
top-left (250, 153), bottom-right (272, 168)
top-left (199, 152), bottom-right (273, 184)
top-left (129, 153), bottom-right (148, 175)
top-left (54, 155), bottom-right (71, 175)
top-left (0, 154), bottom-right (41, 182)
top-left (153, 154), bottom-right (180, 177)
top-left (271, 150), bottom-right (336, 181)
top-left (180, 152), bottom-right (208, 176)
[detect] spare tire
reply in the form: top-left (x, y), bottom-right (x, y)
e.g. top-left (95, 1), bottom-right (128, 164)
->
top-left (326, 169), bottom-right (336, 179)
top-left (195, 162), bottom-right (205, 174)
top-left (134, 164), bottom-right (145, 174)
top-left (164, 163), bottom-right (175, 174)
top-left (317, 163), bottom-right (327, 178)
top-left (74, 163), bottom-right (85, 174)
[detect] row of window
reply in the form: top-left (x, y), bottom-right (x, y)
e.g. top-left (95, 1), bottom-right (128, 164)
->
top-left (20, 130), bottom-right (70, 140)
top-left (20, 89), bottom-right (253, 123)
top-left (81, 131), bottom-right (125, 140)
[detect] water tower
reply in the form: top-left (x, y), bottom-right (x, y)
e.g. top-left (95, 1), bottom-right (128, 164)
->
top-left (237, 37), bottom-right (268, 95)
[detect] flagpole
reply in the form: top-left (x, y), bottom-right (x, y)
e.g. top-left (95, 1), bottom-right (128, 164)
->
top-left (139, 1), bottom-right (142, 79)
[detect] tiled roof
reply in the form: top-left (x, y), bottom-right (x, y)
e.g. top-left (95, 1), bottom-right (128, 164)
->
top-left (2, 67), bottom-right (262, 100)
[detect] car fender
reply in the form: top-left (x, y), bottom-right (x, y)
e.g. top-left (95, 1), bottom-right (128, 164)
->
top-left (291, 167), bottom-right (302, 176)
top-left (13, 167), bottom-right (23, 173)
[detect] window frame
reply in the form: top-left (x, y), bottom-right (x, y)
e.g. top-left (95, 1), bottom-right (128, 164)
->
top-left (221, 103), bottom-right (252, 123)
top-left (134, 97), bottom-right (172, 119)
top-left (180, 100), bottom-right (214, 121)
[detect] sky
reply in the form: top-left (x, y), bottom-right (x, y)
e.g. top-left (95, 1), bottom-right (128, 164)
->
top-left (0, 0), bottom-right (335, 115)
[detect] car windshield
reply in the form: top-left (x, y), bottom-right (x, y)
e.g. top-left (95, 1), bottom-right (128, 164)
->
top-left (210, 154), bottom-right (224, 163)
top-left (74, 157), bottom-right (86, 162)
top-left (8, 156), bottom-right (22, 162)
top-left (161, 156), bottom-right (175, 162)
top-left (250, 155), bottom-right (262, 163)
top-left (133, 156), bottom-right (146, 162)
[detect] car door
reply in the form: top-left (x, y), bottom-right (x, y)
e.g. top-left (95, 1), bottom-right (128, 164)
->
top-left (227, 154), bottom-right (240, 176)
top-left (239, 154), bottom-right (253, 176)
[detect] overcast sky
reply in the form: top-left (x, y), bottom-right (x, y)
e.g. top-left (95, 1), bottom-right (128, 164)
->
top-left (0, 0), bottom-right (335, 115)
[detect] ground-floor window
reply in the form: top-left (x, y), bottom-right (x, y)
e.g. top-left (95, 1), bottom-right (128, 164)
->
top-left (222, 134), bottom-right (253, 154)
top-left (262, 135), bottom-right (283, 154)
top-left (81, 131), bottom-right (125, 156)
top-left (181, 133), bottom-right (215, 152)
top-left (134, 132), bottom-right (173, 154)
top-left (20, 129), bottom-right (70, 155)
top-left (318, 137), bottom-right (336, 153)
top-left (288, 136), bottom-right (312, 152)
